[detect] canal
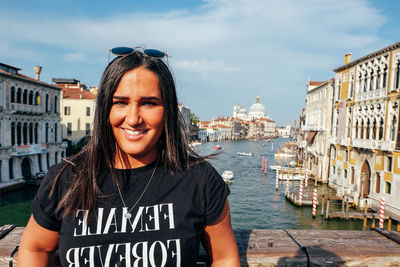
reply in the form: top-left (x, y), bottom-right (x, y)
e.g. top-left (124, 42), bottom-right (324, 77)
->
top-left (197, 138), bottom-right (364, 230)
top-left (1, 138), bottom-right (364, 230)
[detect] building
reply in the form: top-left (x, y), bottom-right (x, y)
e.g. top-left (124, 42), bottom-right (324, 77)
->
top-left (0, 63), bottom-right (66, 186)
top-left (301, 79), bottom-right (334, 183)
top-left (178, 103), bottom-right (190, 134)
top-left (53, 79), bottom-right (96, 142)
top-left (330, 42), bottom-right (400, 217)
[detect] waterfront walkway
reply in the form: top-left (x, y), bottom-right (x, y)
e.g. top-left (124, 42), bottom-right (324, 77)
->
top-left (2, 227), bottom-right (400, 266)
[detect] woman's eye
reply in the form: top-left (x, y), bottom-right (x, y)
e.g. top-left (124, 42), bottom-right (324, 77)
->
top-left (142, 101), bottom-right (158, 106)
top-left (112, 101), bottom-right (127, 106)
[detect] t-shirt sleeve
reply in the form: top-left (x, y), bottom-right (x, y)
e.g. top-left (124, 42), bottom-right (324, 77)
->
top-left (31, 163), bottom-right (66, 231)
top-left (203, 163), bottom-right (230, 225)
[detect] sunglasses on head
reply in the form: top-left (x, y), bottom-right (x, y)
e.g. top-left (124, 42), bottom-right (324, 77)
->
top-left (108, 46), bottom-right (168, 63)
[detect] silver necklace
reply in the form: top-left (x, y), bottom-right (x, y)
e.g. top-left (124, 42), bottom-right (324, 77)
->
top-left (115, 155), bottom-right (159, 219)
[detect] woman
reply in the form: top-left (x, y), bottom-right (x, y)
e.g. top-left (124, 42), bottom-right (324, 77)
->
top-left (19, 47), bottom-right (240, 266)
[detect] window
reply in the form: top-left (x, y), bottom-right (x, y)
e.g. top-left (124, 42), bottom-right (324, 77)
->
top-left (345, 149), bottom-right (349, 161)
top-left (86, 107), bottom-right (91, 116)
top-left (344, 169), bottom-right (348, 179)
top-left (10, 86), bottom-right (15, 103)
top-left (67, 122), bottom-right (72, 136)
top-left (375, 173), bottom-right (380, 193)
top-left (23, 89), bottom-right (28, 104)
top-left (385, 181), bottom-right (391, 194)
top-left (45, 123), bottom-right (49, 142)
top-left (85, 123), bottom-right (91, 135)
top-left (351, 167), bottom-right (355, 184)
top-left (54, 123), bottom-right (58, 142)
top-left (387, 156), bottom-right (393, 172)
top-left (45, 94), bottom-right (49, 112)
top-left (333, 166), bottom-right (336, 174)
top-left (64, 106), bottom-right (71, 115)
top-left (54, 96), bottom-right (58, 113)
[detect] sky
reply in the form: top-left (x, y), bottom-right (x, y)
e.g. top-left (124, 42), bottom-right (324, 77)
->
top-left (1, 0), bottom-right (399, 126)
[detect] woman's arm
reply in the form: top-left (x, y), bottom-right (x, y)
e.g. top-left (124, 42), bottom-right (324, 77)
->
top-left (203, 199), bottom-right (240, 266)
top-left (18, 215), bottom-right (59, 266)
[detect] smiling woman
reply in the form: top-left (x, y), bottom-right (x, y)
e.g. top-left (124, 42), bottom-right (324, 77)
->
top-left (18, 48), bottom-right (240, 266)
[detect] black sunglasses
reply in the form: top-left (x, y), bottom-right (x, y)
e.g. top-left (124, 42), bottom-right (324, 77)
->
top-left (108, 46), bottom-right (168, 63)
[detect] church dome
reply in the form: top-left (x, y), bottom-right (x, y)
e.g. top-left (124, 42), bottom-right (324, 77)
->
top-left (248, 96), bottom-right (266, 119)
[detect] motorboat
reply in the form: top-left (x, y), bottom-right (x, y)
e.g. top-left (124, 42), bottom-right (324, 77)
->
top-left (213, 144), bottom-right (223, 150)
top-left (222, 170), bottom-right (234, 184)
top-left (237, 152), bottom-right (254, 156)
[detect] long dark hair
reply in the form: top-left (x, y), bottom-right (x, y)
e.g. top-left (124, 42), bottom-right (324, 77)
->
top-left (51, 51), bottom-right (202, 217)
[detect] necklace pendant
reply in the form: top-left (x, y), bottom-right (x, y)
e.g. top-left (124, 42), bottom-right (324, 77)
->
top-left (125, 212), bottom-right (132, 219)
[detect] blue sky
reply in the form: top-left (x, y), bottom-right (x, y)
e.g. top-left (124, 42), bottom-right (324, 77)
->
top-left (1, 0), bottom-right (399, 126)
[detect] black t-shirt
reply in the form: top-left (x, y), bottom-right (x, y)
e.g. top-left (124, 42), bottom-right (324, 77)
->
top-left (31, 160), bottom-right (229, 267)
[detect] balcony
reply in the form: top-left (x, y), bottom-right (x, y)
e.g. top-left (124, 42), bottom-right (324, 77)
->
top-left (10, 103), bottom-right (44, 115)
top-left (352, 139), bottom-right (395, 151)
top-left (355, 88), bottom-right (387, 102)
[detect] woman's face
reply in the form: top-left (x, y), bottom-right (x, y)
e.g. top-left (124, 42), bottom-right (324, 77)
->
top-left (109, 66), bottom-right (164, 168)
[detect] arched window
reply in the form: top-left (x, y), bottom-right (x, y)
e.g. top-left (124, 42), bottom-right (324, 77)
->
top-left (360, 120), bottom-right (364, 139)
top-left (17, 88), bottom-right (22, 103)
top-left (45, 94), bottom-right (49, 112)
top-left (17, 122), bottom-right (22, 145)
top-left (391, 115), bottom-right (397, 141)
top-left (35, 123), bottom-right (39, 144)
top-left (46, 152), bottom-right (50, 169)
top-left (366, 119), bottom-right (370, 139)
top-left (45, 123), bottom-right (49, 143)
top-left (355, 120), bottom-right (359, 138)
top-left (29, 123), bottom-right (33, 144)
top-left (337, 81), bottom-right (341, 99)
top-left (372, 119), bottom-right (377, 140)
top-left (369, 70), bottom-right (374, 91)
top-left (383, 65), bottom-right (388, 88)
top-left (23, 89), bottom-right (28, 104)
top-left (9, 159), bottom-right (14, 179)
top-left (35, 92), bottom-right (40, 106)
top-left (54, 123), bottom-right (58, 142)
top-left (379, 118), bottom-right (384, 140)
top-left (11, 122), bottom-right (15, 146)
top-left (363, 71), bottom-right (368, 91)
top-left (10, 86), bottom-right (15, 103)
top-left (23, 122), bottom-right (28, 145)
top-left (54, 95), bottom-right (58, 113)
top-left (55, 152), bottom-right (58, 164)
top-left (350, 75), bottom-right (354, 97)
top-left (29, 91), bottom-right (34, 105)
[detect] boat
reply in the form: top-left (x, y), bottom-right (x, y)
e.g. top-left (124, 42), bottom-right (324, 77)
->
top-left (190, 141), bottom-right (202, 147)
top-left (213, 144), bottom-right (223, 150)
top-left (237, 152), bottom-right (254, 156)
top-left (274, 153), bottom-right (296, 158)
top-left (222, 170), bottom-right (234, 184)
top-left (278, 174), bottom-right (304, 181)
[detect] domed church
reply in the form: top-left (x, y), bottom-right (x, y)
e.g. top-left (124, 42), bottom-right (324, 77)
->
top-left (233, 96), bottom-right (268, 120)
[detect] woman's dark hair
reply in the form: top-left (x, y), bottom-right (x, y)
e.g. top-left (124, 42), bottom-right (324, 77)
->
top-left (52, 51), bottom-right (202, 217)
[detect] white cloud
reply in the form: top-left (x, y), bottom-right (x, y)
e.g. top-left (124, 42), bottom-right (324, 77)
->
top-left (64, 52), bottom-right (86, 62)
top-left (175, 59), bottom-right (240, 75)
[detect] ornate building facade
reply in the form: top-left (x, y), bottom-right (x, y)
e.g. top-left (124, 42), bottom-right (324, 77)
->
top-left (301, 79), bottom-right (334, 183)
top-left (330, 42), bottom-right (400, 216)
top-left (0, 63), bottom-right (66, 186)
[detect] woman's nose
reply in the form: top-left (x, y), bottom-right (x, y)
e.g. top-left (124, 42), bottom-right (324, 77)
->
top-left (124, 104), bottom-right (142, 125)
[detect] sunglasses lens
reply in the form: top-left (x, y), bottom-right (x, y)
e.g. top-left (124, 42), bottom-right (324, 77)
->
top-left (110, 47), bottom-right (134, 56)
top-left (144, 49), bottom-right (166, 58)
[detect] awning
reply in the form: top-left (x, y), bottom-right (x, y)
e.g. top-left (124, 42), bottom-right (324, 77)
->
top-left (306, 131), bottom-right (317, 142)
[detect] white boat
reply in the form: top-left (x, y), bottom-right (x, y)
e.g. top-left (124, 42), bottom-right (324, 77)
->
top-left (190, 141), bottom-right (202, 147)
top-left (222, 170), bottom-right (234, 184)
top-left (214, 144), bottom-right (223, 150)
top-left (237, 152), bottom-right (254, 156)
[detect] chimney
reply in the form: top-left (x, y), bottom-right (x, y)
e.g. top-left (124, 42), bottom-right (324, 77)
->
top-left (34, 66), bottom-right (42, 80)
top-left (344, 53), bottom-right (352, 65)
